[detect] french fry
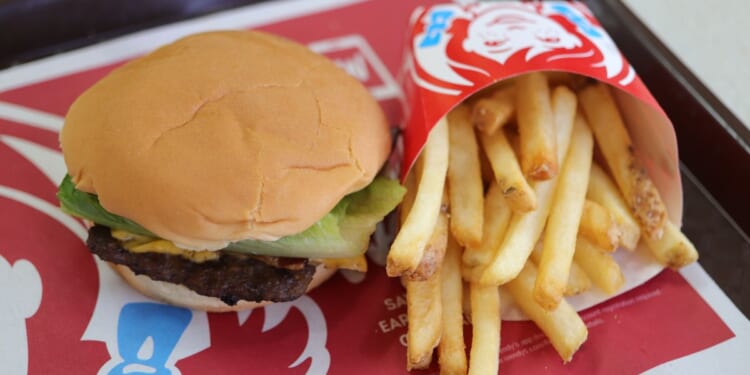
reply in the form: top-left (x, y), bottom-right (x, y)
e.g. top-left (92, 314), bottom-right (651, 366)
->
top-left (516, 72), bottom-right (557, 180)
top-left (472, 85), bottom-right (515, 135)
top-left (506, 129), bottom-right (521, 155)
top-left (573, 237), bottom-right (624, 295)
top-left (463, 182), bottom-right (512, 269)
top-left (565, 259), bottom-right (593, 296)
top-left (530, 245), bottom-right (592, 296)
top-left (478, 138), bottom-right (495, 187)
top-left (479, 109), bottom-right (579, 286)
top-left (388, 117), bottom-right (449, 277)
top-left (396, 72), bottom-right (694, 374)
top-left (468, 283), bottom-right (500, 375)
top-left (579, 200), bottom-right (620, 252)
top-left (461, 266), bottom-right (489, 287)
top-left (545, 71), bottom-right (572, 85)
top-left (439, 235), bottom-right (468, 375)
top-left (399, 169), bottom-right (418, 224)
top-left (579, 83), bottom-right (667, 240)
top-left (447, 105), bottom-right (484, 248)
top-left (545, 71), bottom-right (589, 89)
top-left (406, 193), bottom-right (449, 281)
top-left (504, 262), bottom-right (588, 362)
top-left (535, 116), bottom-right (594, 310)
top-left (480, 129), bottom-right (536, 213)
top-left (550, 85), bottom-right (577, 152)
top-left (587, 163), bottom-right (641, 250)
top-left (405, 271), bottom-right (443, 370)
top-left (643, 220), bottom-right (698, 269)
top-left (477, 180), bottom-right (553, 285)
top-left (472, 80), bottom-right (513, 100)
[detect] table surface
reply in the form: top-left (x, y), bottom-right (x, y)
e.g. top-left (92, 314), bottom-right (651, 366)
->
top-left (0, 0), bottom-right (748, 318)
top-left (623, 0), bottom-right (750, 129)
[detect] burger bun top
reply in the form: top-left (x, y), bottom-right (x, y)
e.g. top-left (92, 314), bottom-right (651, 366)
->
top-left (61, 31), bottom-right (391, 250)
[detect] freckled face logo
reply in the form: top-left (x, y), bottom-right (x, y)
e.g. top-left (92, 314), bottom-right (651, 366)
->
top-left (462, 7), bottom-right (582, 64)
top-left (409, 2), bottom-right (636, 99)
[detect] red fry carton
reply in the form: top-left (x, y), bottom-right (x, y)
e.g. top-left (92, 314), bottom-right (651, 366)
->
top-left (401, 1), bottom-right (681, 216)
top-left (398, 1), bottom-right (686, 319)
top-left (0, 1), bottom-right (739, 374)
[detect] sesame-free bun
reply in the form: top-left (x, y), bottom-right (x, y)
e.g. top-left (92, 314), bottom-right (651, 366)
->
top-left (61, 31), bottom-right (391, 250)
top-left (111, 263), bottom-right (337, 312)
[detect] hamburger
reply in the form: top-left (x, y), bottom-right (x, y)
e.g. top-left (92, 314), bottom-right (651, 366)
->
top-left (57, 31), bottom-right (404, 311)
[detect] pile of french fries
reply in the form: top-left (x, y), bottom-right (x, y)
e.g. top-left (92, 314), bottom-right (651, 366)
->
top-left (387, 71), bottom-right (699, 373)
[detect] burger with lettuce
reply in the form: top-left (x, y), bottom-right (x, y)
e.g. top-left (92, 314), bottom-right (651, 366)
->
top-left (57, 31), bottom-right (404, 311)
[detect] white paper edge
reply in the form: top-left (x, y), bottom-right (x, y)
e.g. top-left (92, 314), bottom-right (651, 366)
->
top-left (1, 0), bottom-right (747, 369)
top-left (501, 243), bottom-right (663, 321)
top-left (644, 263), bottom-right (750, 374)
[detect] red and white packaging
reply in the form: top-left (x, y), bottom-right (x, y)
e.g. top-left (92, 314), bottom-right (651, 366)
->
top-left (0, 1), bottom-right (747, 374)
top-left (399, 1), bottom-right (682, 320)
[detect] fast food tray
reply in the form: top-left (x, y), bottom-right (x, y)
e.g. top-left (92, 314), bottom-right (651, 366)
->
top-left (0, 0), bottom-right (747, 374)
top-left (1, 0), bottom-right (747, 315)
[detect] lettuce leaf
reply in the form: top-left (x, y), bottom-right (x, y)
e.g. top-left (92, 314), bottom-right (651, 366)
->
top-left (58, 175), bottom-right (154, 237)
top-left (57, 175), bottom-right (405, 258)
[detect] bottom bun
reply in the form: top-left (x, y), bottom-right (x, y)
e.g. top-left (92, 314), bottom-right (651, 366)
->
top-left (110, 263), bottom-right (337, 312)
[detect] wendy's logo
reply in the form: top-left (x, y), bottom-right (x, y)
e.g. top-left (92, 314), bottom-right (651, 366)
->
top-left (409, 2), bottom-right (635, 97)
top-left (461, 7), bottom-right (582, 64)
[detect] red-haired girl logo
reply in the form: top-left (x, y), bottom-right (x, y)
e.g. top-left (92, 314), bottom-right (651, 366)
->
top-left (409, 2), bottom-right (637, 97)
top-left (0, 105), bottom-right (331, 374)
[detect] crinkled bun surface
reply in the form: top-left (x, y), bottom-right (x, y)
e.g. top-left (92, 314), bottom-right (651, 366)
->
top-left (61, 31), bottom-right (391, 249)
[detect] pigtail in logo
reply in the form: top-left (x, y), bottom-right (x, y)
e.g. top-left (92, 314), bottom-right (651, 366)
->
top-left (411, 6), bottom-right (476, 96)
top-left (237, 296), bottom-right (330, 374)
top-left (542, 3), bottom-right (636, 85)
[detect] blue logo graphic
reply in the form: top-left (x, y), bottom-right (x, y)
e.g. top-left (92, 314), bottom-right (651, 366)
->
top-left (109, 303), bottom-right (192, 375)
top-left (419, 9), bottom-right (455, 48)
top-left (550, 4), bottom-right (602, 38)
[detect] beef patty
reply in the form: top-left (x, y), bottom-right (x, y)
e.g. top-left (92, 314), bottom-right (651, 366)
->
top-left (86, 225), bottom-right (316, 305)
